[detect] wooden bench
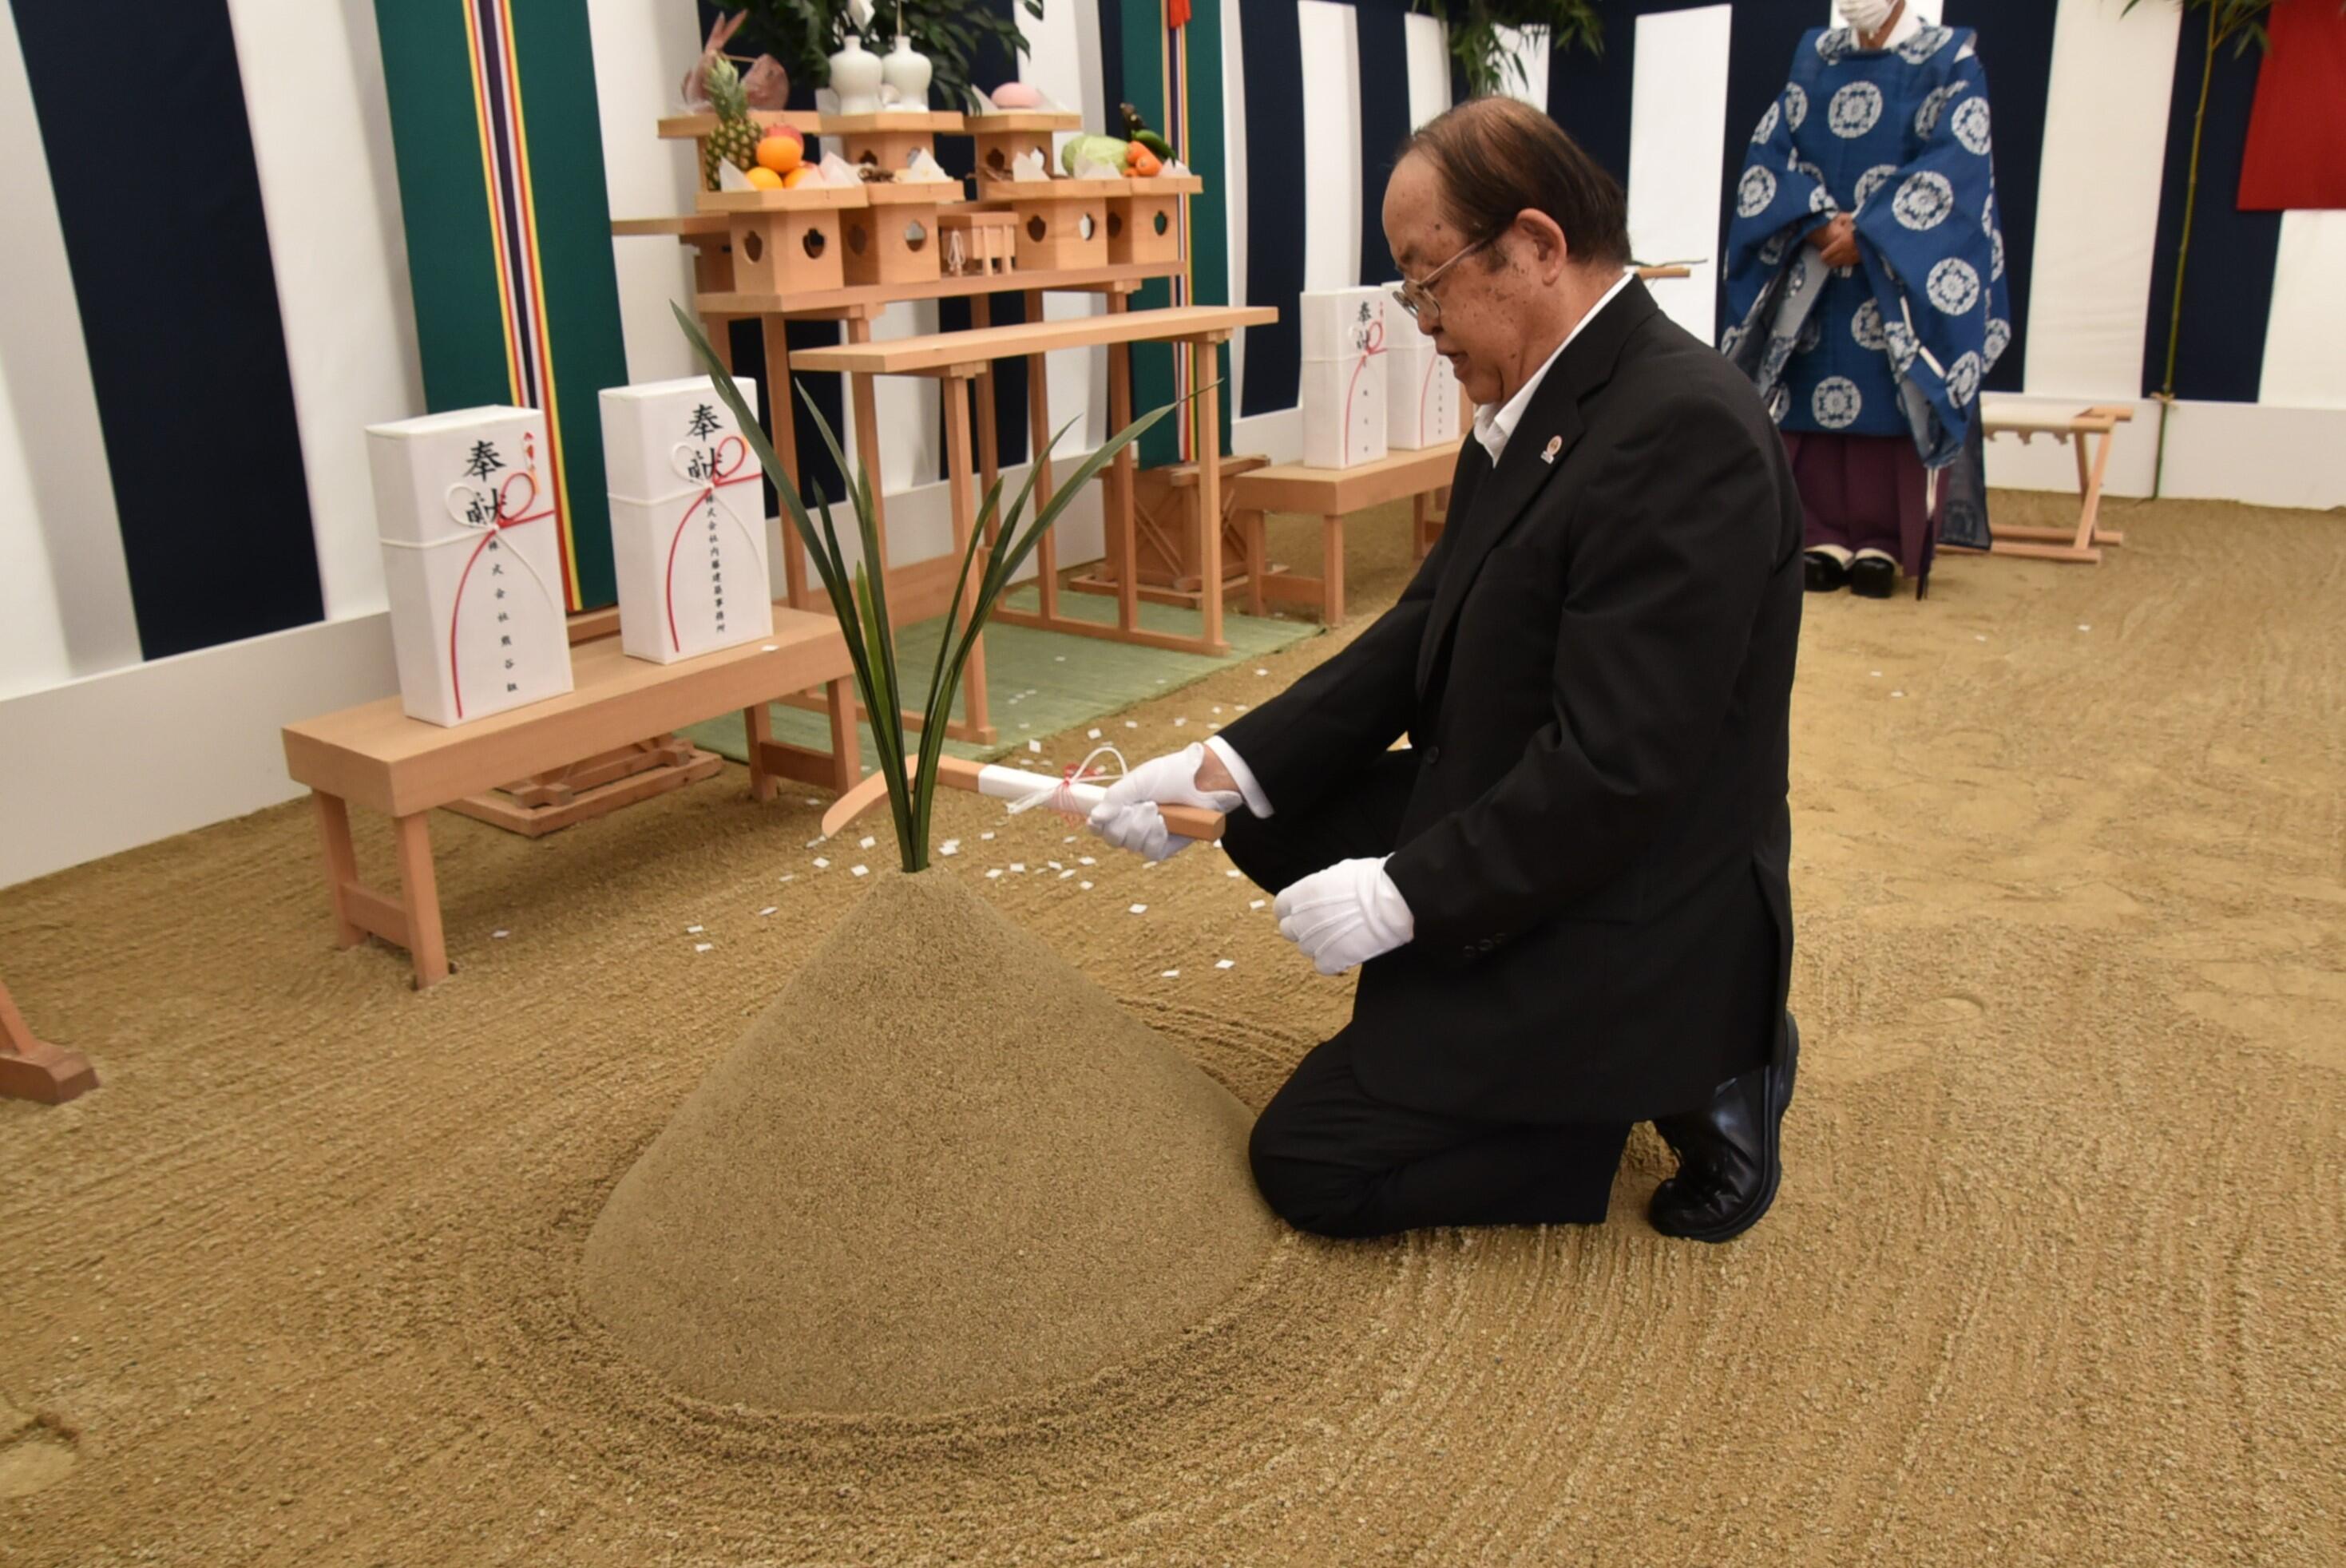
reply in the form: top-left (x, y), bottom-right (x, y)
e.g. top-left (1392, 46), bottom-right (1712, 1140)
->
top-left (1976, 404), bottom-right (2134, 564)
top-left (1226, 441), bottom-right (1464, 624)
top-left (281, 608), bottom-right (860, 990)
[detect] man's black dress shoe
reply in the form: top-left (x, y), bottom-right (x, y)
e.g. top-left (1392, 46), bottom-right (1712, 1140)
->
top-left (1803, 551), bottom-right (1849, 592)
top-left (1849, 553), bottom-right (1898, 600)
top-left (1649, 1016), bottom-right (1800, 1242)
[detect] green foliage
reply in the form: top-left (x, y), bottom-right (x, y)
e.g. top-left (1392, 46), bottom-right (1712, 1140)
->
top-left (711, 1), bottom-right (1045, 113)
top-left (2120, 0), bottom-right (2285, 55)
top-left (1413, 1), bottom-right (1604, 100)
top-left (674, 302), bottom-right (1181, 874)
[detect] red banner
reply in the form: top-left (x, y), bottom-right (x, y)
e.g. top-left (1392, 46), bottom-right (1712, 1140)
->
top-left (2240, 0), bottom-right (2346, 210)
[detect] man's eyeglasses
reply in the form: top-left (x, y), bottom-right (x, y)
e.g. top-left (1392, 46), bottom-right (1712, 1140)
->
top-left (1391, 238), bottom-right (1492, 329)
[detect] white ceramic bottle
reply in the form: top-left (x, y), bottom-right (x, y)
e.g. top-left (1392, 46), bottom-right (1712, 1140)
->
top-left (881, 34), bottom-right (933, 109)
top-left (828, 34), bottom-right (884, 115)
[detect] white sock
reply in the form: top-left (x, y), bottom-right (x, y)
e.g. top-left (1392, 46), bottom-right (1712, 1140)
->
top-left (1806, 544), bottom-right (1853, 565)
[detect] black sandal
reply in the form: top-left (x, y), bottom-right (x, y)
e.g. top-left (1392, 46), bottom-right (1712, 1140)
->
top-left (1803, 550), bottom-right (1850, 592)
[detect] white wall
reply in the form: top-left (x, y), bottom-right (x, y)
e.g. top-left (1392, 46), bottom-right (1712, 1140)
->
top-left (2259, 211), bottom-right (2346, 410)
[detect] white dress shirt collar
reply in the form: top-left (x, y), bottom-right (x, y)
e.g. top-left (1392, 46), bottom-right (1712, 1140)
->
top-left (1471, 270), bottom-right (1635, 465)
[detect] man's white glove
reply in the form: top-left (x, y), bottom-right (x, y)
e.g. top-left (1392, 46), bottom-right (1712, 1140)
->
top-left (1086, 742), bottom-right (1242, 862)
top-left (1274, 857), bottom-right (1416, 976)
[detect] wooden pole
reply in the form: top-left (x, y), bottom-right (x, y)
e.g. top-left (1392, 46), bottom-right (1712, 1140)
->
top-left (1024, 287), bottom-right (1061, 620)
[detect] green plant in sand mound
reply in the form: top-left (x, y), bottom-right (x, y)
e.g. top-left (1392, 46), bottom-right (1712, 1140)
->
top-left (675, 302), bottom-right (1184, 874)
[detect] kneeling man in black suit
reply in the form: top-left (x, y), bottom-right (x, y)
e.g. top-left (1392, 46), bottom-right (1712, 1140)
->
top-left (1089, 97), bottom-right (1803, 1243)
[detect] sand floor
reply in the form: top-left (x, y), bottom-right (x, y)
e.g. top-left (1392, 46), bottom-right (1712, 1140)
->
top-left (3, 492), bottom-right (2342, 1565)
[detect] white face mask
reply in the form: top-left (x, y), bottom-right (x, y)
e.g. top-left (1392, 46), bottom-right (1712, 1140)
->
top-left (1837, 0), bottom-right (1898, 34)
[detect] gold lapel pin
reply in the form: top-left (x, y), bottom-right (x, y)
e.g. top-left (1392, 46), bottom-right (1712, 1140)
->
top-left (1540, 434), bottom-right (1563, 465)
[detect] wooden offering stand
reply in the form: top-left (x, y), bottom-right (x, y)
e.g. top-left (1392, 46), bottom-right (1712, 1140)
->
top-left (964, 109), bottom-right (1080, 181)
top-left (0, 977), bottom-right (95, 1105)
top-left (1972, 404), bottom-right (2135, 564)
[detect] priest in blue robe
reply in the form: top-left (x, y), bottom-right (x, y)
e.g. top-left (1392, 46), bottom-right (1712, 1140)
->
top-left (1722, 0), bottom-right (2008, 600)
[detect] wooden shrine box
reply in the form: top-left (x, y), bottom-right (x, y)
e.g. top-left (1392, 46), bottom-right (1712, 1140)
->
top-left (697, 184), bottom-right (866, 295)
top-left (964, 110), bottom-right (1080, 183)
top-left (997, 179), bottom-right (1123, 271)
top-left (842, 182), bottom-right (953, 287)
top-left (824, 110), bottom-right (964, 177)
top-left (938, 210), bottom-right (1016, 277)
top-left (1108, 173), bottom-right (1203, 266)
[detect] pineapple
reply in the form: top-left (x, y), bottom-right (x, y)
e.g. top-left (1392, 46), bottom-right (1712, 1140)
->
top-left (703, 55), bottom-right (761, 191)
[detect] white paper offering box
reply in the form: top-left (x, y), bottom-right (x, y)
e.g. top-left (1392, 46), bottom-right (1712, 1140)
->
top-left (1298, 286), bottom-right (1390, 470)
top-left (600, 377), bottom-right (773, 665)
top-left (1384, 318), bottom-right (1461, 450)
top-left (367, 406), bottom-right (574, 727)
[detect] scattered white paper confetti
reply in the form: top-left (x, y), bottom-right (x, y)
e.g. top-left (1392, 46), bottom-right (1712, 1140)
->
top-left (2078, 624), bottom-right (2091, 632)
top-left (1010, 862), bottom-right (1027, 873)
top-left (1048, 861), bottom-right (1063, 870)
top-left (694, 943), bottom-right (713, 953)
top-left (851, 865), bottom-right (870, 877)
top-left (1869, 671), bottom-right (1881, 679)
top-left (1055, 655), bottom-right (1067, 662)
top-left (1019, 723), bottom-right (1031, 731)
top-left (1974, 635), bottom-right (1987, 643)
top-left (761, 643), bottom-right (778, 652)
top-left (812, 857), bottom-right (830, 869)
top-left (1078, 856), bottom-right (1096, 866)
top-left (858, 835), bottom-right (875, 849)
top-left (1124, 720), bottom-right (1139, 729)
top-left (758, 906), bottom-right (777, 917)
top-left (1234, 703), bottom-right (1249, 712)
top-left (986, 869), bottom-right (1003, 880)
top-left (1063, 835), bottom-right (1077, 844)
top-left (779, 873), bottom-right (795, 883)
top-left (1211, 706), bottom-right (1223, 715)
top-left (1155, 678), bottom-right (1167, 685)
top-left (1161, 969), bottom-right (1180, 979)
top-left (1226, 869), bottom-right (1242, 878)
top-left (1254, 667), bottom-right (1268, 676)
top-left (1890, 691), bottom-right (1905, 699)
top-left (1080, 881), bottom-right (1093, 890)
top-left (1210, 723), bottom-right (1222, 731)
top-left (981, 831), bottom-right (995, 840)
top-left (1216, 959), bottom-right (1235, 970)
top-left (1060, 869), bottom-right (1075, 880)
top-left (1028, 739), bottom-right (1043, 753)
top-left (687, 925), bottom-right (704, 934)
top-left (492, 929), bottom-right (509, 940)
top-left (803, 798), bottom-right (820, 806)
top-left (1174, 717), bottom-right (1187, 727)
top-left (1250, 899), bottom-right (1266, 910)
top-left (806, 837), bottom-right (826, 849)
top-left (1088, 727), bottom-right (1102, 739)
top-left (1129, 903), bottom-right (1148, 915)
top-left (940, 839), bottom-right (960, 856)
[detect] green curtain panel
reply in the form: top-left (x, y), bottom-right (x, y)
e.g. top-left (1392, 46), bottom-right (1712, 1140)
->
top-left (374, 0), bottom-right (630, 611)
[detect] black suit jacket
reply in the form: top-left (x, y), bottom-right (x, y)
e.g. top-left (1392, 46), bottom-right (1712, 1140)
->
top-left (1221, 281), bottom-right (1802, 1123)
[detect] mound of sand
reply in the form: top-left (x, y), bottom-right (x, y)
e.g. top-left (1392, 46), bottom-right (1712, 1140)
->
top-left (581, 869), bottom-right (1275, 1414)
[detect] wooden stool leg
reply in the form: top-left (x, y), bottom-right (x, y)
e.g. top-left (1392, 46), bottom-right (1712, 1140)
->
top-left (1107, 294), bottom-right (1138, 636)
top-left (1413, 493), bottom-right (1430, 560)
top-left (312, 791), bottom-right (364, 948)
top-left (825, 678), bottom-right (862, 794)
top-left (1024, 289), bottom-right (1060, 620)
top-left (762, 315), bottom-right (810, 609)
top-left (1323, 513), bottom-right (1347, 624)
top-left (844, 315), bottom-right (891, 570)
top-left (392, 813), bottom-right (450, 990)
top-left (2073, 430), bottom-right (2097, 552)
top-left (941, 376), bottom-right (995, 744)
top-left (1194, 340), bottom-right (1225, 651)
top-left (1242, 509), bottom-right (1267, 616)
top-left (744, 703), bottom-right (777, 802)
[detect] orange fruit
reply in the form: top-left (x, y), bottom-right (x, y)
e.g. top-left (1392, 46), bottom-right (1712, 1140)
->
top-left (756, 135), bottom-right (802, 175)
top-left (782, 165), bottom-right (819, 189)
top-left (745, 165), bottom-right (785, 189)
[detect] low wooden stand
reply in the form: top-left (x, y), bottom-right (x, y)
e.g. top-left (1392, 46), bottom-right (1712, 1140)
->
top-left (0, 978), bottom-right (96, 1105)
top-left (1226, 441), bottom-right (1464, 624)
top-left (283, 608), bottom-right (860, 989)
top-left (1975, 404), bottom-right (2135, 564)
top-left (1068, 455), bottom-right (1270, 608)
